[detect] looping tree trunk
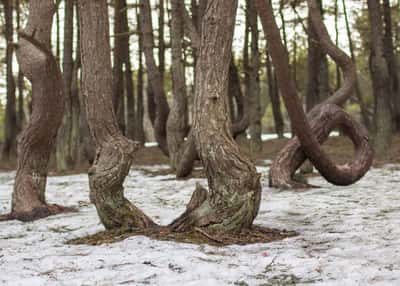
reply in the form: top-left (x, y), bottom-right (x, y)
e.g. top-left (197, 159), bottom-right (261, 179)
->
top-left (1, 0), bottom-right (72, 222)
top-left (270, 104), bottom-right (373, 188)
top-left (256, 0), bottom-right (373, 189)
top-left (170, 0), bottom-right (261, 233)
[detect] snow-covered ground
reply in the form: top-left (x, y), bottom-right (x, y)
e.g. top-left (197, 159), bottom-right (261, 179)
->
top-left (0, 163), bottom-right (399, 286)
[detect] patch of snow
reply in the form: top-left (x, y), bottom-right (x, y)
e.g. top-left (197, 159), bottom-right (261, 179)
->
top-left (1, 165), bottom-right (399, 285)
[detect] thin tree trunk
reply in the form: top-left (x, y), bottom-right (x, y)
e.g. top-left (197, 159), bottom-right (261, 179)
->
top-left (167, 0), bottom-right (189, 170)
top-left (56, 0), bottom-right (75, 171)
top-left (78, 0), bottom-right (155, 230)
top-left (256, 0), bottom-right (373, 188)
top-left (16, 0), bottom-right (25, 133)
top-left (139, 0), bottom-right (170, 155)
top-left (158, 0), bottom-right (165, 86)
top-left (1, 0), bottom-right (71, 221)
top-left (2, 0), bottom-right (17, 161)
top-left (382, 0), bottom-right (400, 131)
top-left (135, 8), bottom-right (145, 145)
top-left (266, 50), bottom-right (284, 138)
top-left (367, 0), bottom-right (393, 157)
top-left (247, 0), bottom-right (262, 151)
top-left (342, 0), bottom-right (371, 129)
top-left (171, 0), bottom-right (261, 232)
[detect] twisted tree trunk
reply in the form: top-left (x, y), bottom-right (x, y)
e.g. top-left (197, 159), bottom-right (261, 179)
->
top-left (0, 0), bottom-right (71, 222)
top-left (78, 0), bottom-right (155, 230)
top-left (256, 0), bottom-right (373, 189)
top-left (170, 0), bottom-right (261, 232)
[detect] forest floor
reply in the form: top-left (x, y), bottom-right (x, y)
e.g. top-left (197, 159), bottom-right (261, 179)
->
top-left (1, 136), bottom-right (400, 285)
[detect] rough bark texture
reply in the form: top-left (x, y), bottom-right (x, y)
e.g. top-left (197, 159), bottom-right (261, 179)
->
top-left (2, 0), bottom-right (17, 161)
top-left (170, 0), bottom-right (261, 233)
top-left (367, 0), bottom-right (393, 157)
top-left (2, 0), bottom-right (69, 221)
top-left (139, 0), bottom-right (170, 155)
top-left (78, 0), bottom-right (155, 230)
top-left (256, 0), bottom-right (373, 188)
top-left (57, 0), bottom-right (78, 171)
top-left (167, 0), bottom-right (189, 170)
top-left (247, 0), bottom-right (262, 151)
top-left (135, 8), bottom-right (145, 145)
top-left (382, 0), bottom-right (400, 131)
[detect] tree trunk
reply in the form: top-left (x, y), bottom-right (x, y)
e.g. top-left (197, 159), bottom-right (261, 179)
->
top-left (139, 0), bottom-right (170, 155)
top-left (247, 0), bottom-right (262, 152)
top-left (136, 7), bottom-right (146, 145)
top-left (16, 0), bottom-right (25, 133)
top-left (113, 0), bottom-right (126, 134)
top-left (382, 0), bottom-right (400, 131)
top-left (1, 0), bottom-right (70, 221)
top-left (256, 0), bottom-right (373, 188)
top-left (367, 0), bottom-right (393, 157)
top-left (167, 0), bottom-right (189, 170)
top-left (342, 0), bottom-right (371, 129)
top-left (170, 0), bottom-right (261, 233)
top-left (56, 0), bottom-right (75, 171)
top-left (158, 0), bottom-right (165, 85)
top-left (2, 0), bottom-right (17, 161)
top-left (78, 0), bottom-right (155, 230)
top-left (266, 50), bottom-right (284, 138)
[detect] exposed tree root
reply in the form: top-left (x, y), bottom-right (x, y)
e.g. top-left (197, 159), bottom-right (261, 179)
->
top-left (0, 204), bottom-right (77, 222)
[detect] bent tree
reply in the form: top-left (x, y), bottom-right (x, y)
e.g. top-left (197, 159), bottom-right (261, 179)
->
top-left (170, 0), bottom-right (261, 232)
top-left (78, 0), bottom-right (154, 229)
top-left (0, 0), bottom-right (71, 221)
top-left (255, 0), bottom-right (373, 189)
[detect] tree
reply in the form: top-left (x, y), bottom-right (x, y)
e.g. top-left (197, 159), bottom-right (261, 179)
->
top-left (139, 0), bottom-right (170, 155)
top-left (78, 0), bottom-right (154, 229)
top-left (256, 0), bottom-right (373, 189)
top-left (0, 0), bottom-right (71, 221)
top-left (57, 0), bottom-right (79, 172)
top-left (170, 0), bottom-right (261, 232)
top-left (367, 0), bottom-right (393, 157)
top-left (2, 0), bottom-right (17, 161)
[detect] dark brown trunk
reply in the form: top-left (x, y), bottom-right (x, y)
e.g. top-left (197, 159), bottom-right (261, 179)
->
top-left (382, 0), bottom-right (400, 131)
top-left (266, 50), bottom-right (284, 139)
top-left (56, 0), bottom-right (76, 171)
top-left (139, 0), bottom-right (170, 155)
top-left (16, 0), bottom-right (25, 133)
top-left (2, 0), bottom-right (17, 161)
top-left (158, 0), bottom-right (165, 85)
top-left (78, 0), bottom-right (154, 230)
top-left (1, 0), bottom-right (71, 221)
top-left (247, 0), bottom-right (262, 151)
top-left (368, 0), bottom-right (393, 157)
top-left (342, 0), bottom-right (371, 129)
top-left (256, 0), bottom-right (373, 188)
top-left (167, 0), bottom-right (190, 170)
top-left (171, 0), bottom-right (261, 232)
top-left (136, 7), bottom-right (146, 145)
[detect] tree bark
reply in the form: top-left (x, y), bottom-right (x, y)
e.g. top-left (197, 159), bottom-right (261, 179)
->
top-left (382, 0), bottom-right (400, 131)
top-left (167, 0), bottom-right (190, 170)
top-left (56, 0), bottom-right (76, 171)
top-left (256, 0), bottom-right (373, 188)
top-left (170, 0), bottom-right (261, 233)
top-left (367, 0), bottom-right (393, 157)
top-left (78, 0), bottom-right (155, 230)
top-left (139, 0), bottom-right (170, 155)
top-left (247, 0), bottom-right (262, 151)
top-left (2, 0), bottom-right (17, 161)
top-left (16, 0), bottom-right (25, 133)
top-left (136, 7), bottom-right (146, 145)
top-left (1, 0), bottom-right (70, 221)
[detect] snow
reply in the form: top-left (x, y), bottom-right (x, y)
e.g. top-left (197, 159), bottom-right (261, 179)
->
top-left (1, 163), bottom-right (400, 286)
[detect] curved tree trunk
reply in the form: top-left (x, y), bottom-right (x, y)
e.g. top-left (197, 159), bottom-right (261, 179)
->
top-left (0, 0), bottom-right (70, 222)
top-left (256, 0), bottom-right (373, 188)
top-left (78, 0), bottom-right (155, 230)
top-left (170, 0), bottom-right (261, 233)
